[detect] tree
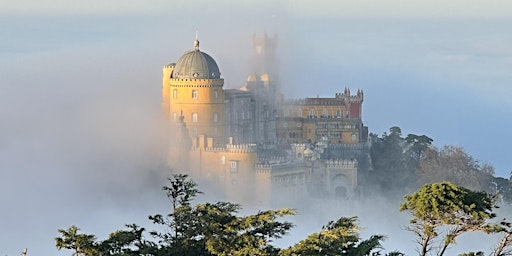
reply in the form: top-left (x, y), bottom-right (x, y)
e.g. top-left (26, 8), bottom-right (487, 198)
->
top-left (405, 134), bottom-right (433, 163)
top-left (96, 224), bottom-right (157, 256)
top-left (148, 174), bottom-right (296, 255)
top-left (204, 205), bottom-right (296, 256)
top-left (400, 182), bottom-right (499, 256)
top-left (57, 174), bottom-right (402, 255)
top-left (416, 146), bottom-right (494, 192)
top-left (369, 126), bottom-right (412, 196)
top-left (55, 226), bottom-right (97, 256)
top-left (279, 216), bottom-right (386, 256)
top-left (491, 220), bottom-right (512, 256)
top-left (148, 174), bottom-right (206, 255)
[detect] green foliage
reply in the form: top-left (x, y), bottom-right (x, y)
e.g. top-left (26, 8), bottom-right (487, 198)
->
top-left (492, 220), bottom-right (512, 256)
top-left (369, 126), bottom-right (432, 197)
top-left (162, 173), bottom-right (202, 210)
top-left (458, 252), bottom-right (484, 256)
top-left (55, 225), bottom-right (97, 256)
top-left (279, 216), bottom-right (385, 256)
top-left (400, 182), bottom-right (499, 256)
top-left (405, 134), bottom-right (433, 163)
top-left (56, 174), bottom-right (297, 256)
top-left (416, 146), bottom-right (494, 193)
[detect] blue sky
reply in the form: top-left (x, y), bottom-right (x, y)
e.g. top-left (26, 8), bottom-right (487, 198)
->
top-left (1, 1), bottom-right (512, 255)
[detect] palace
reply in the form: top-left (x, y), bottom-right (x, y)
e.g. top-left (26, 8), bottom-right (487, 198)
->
top-left (162, 35), bottom-right (370, 204)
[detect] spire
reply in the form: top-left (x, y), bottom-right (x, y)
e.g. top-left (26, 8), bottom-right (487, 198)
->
top-left (194, 31), bottom-right (200, 51)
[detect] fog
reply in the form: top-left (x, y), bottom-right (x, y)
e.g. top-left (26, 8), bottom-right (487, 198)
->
top-left (2, 1), bottom-right (512, 255)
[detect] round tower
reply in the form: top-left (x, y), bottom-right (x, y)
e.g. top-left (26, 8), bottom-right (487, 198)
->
top-left (163, 40), bottom-right (226, 146)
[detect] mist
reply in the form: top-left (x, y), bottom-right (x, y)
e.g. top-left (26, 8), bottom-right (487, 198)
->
top-left (2, 2), bottom-right (512, 255)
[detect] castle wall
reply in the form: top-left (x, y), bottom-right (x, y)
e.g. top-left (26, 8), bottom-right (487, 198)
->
top-left (162, 64), bottom-right (174, 115)
top-left (168, 79), bottom-right (226, 145)
top-left (189, 144), bottom-right (258, 203)
top-left (162, 40), bottom-right (368, 205)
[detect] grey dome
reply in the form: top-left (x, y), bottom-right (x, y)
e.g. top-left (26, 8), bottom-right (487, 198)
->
top-left (173, 47), bottom-right (221, 79)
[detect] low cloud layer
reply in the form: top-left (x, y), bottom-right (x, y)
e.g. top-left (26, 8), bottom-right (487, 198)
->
top-left (1, 4), bottom-right (512, 255)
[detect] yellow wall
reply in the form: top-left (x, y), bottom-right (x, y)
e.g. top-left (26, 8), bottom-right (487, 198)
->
top-left (189, 147), bottom-right (258, 203)
top-left (162, 65), bottom-right (174, 115)
top-left (168, 78), bottom-right (226, 144)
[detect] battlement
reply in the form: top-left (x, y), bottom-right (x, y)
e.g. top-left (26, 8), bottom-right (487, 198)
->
top-left (203, 147), bottom-right (228, 152)
top-left (325, 159), bottom-right (358, 169)
top-left (328, 143), bottom-right (365, 150)
top-left (202, 143), bottom-right (257, 153)
top-left (335, 88), bottom-right (364, 102)
top-left (255, 164), bottom-right (272, 173)
top-left (258, 156), bottom-right (287, 164)
top-left (226, 143), bottom-right (257, 153)
top-left (284, 98), bottom-right (345, 106)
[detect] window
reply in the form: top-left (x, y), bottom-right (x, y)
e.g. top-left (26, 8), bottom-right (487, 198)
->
top-left (192, 113), bottom-right (198, 122)
top-left (214, 89), bottom-right (218, 99)
top-left (230, 161), bottom-right (238, 173)
top-left (297, 109), bottom-right (302, 117)
top-left (173, 89), bottom-right (177, 99)
top-left (351, 133), bottom-right (357, 141)
top-left (336, 110), bottom-right (342, 118)
top-left (192, 89), bottom-right (198, 99)
top-left (213, 112), bottom-right (218, 122)
top-left (221, 156), bottom-right (226, 165)
top-left (323, 108), bottom-right (328, 117)
top-left (173, 112), bottom-right (177, 121)
top-left (309, 109), bottom-right (315, 118)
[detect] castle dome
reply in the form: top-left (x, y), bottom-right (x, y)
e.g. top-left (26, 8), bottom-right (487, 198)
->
top-left (260, 73), bottom-right (273, 82)
top-left (172, 40), bottom-right (221, 79)
top-left (247, 72), bottom-right (260, 82)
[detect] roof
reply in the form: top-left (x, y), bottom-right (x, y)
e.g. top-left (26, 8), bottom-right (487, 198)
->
top-left (172, 41), bottom-right (221, 79)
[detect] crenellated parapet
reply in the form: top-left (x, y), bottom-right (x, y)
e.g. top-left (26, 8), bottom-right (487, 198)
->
top-left (335, 88), bottom-right (364, 103)
top-left (328, 143), bottom-right (365, 150)
top-left (203, 147), bottom-right (228, 152)
top-left (258, 156), bottom-right (287, 164)
top-left (226, 143), bottom-right (257, 153)
top-left (202, 143), bottom-right (257, 153)
top-left (255, 164), bottom-right (272, 173)
top-left (169, 78), bottom-right (224, 88)
top-left (325, 159), bottom-right (358, 169)
top-left (284, 98), bottom-right (345, 106)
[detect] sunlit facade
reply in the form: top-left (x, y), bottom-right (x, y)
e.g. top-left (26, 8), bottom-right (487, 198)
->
top-left (162, 35), bottom-right (368, 204)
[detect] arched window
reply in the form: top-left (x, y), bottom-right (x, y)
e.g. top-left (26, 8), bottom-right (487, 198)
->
top-left (297, 109), bottom-right (302, 117)
top-left (323, 108), bottom-right (328, 117)
top-left (213, 89), bottom-right (218, 99)
top-left (192, 113), bottom-right (198, 122)
top-left (213, 112), bottom-right (218, 122)
top-left (309, 109), bottom-right (315, 118)
top-left (192, 90), bottom-right (198, 99)
top-left (173, 89), bottom-right (177, 99)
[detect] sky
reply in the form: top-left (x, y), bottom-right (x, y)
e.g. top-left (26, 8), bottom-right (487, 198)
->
top-left (1, 1), bottom-right (512, 255)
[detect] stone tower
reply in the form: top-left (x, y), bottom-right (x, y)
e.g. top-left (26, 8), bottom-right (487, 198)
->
top-left (252, 33), bottom-right (278, 77)
top-left (163, 40), bottom-right (226, 146)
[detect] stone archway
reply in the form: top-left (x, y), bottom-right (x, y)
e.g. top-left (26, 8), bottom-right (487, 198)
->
top-left (331, 174), bottom-right (350, 199)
